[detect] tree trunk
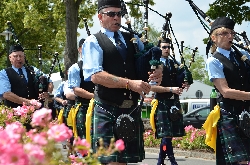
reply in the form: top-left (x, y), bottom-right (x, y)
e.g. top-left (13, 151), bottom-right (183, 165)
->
top-left (64, 0), bottom-right (79, 71)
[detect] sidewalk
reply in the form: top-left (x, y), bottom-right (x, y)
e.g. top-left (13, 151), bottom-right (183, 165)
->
top-left (57, 143), bottom-right (215, 162)
top-left (145, 147), bottom-right (215, 160)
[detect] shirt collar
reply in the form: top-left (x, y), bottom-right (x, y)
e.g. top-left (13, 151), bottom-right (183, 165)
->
top-left (12, 66), bottom-right (24, 72)
top-left (101, 27), bottom-right (122, 38)
top-left (216, 47), bottom-right (234, 59)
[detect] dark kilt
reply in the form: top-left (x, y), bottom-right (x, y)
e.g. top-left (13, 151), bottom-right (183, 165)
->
top-left (216, 109), bottom-right (250, 165)
top-left (62, 104), bottom-right (72, 126)
top-left (155, 99), bottom-right (184, 138)
top-left (75, 102), bottom-right (89, 139)
top-left (91, 100), bottom-right (145, 163)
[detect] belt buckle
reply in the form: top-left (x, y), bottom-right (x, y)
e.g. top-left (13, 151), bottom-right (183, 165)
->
top-left (170, 94), bottom-right (174, 99)
top-left (119, 100), bottom-right (134, 108)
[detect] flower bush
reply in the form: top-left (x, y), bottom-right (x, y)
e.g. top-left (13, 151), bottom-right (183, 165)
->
top-left (0, 101), bottom-right (125, 165)
top-left (144, 126), bottom-right (213, 152)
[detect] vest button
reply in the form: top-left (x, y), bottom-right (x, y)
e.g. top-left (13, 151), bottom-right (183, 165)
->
top-left (124, 93), bottom-right (126, 95)
top-left (125, 70), bottom-right (126, 72)
top-left (124, 62), bottom-right (126, 65)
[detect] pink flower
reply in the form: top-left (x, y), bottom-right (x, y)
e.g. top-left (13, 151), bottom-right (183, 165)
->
top-left (31, 108), bottom-right (52, 127)
top-left (0, 143), bottom-right (29, 165)
top-left (24, 143), bottom-right (45, 162)
top-left (31, 133), bottom-right (48, 146)
top-left (29, 99), bottom-right (42, 109)
top-left (13, 106), bottom-right (29, 116)
top-left (5, 122), bottom-right (25, 143)
top-left (73, 137), bottom-right (90, 156)
top-left (47, 124), bottom-right (72, 142)
top-left (115, 139), bottom-right (125, 151)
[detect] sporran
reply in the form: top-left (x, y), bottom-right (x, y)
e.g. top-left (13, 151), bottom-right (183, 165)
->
top-left (239, 111), bottom-right (250, 138)
top-left (169, 105), bottom-right (181, 121)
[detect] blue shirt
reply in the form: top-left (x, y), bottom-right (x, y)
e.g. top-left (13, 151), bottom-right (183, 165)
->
top-left (81, 28), bottom-right (144, 81)
top-left (55, 80), bottom-right (73, 98)
top-left (68, 63), bottom-right (81, 89)
top-left (206, 47), bottom-right (234, 82)
top-left (0, 65), bottom-right (47, 95)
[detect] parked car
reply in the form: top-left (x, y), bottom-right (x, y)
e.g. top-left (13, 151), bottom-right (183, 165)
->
top-left (183, 106), bottom-right (210, 129)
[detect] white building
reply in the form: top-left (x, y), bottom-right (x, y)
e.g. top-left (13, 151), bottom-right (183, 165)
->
top-left (180, 80), bottom-right (213, 99)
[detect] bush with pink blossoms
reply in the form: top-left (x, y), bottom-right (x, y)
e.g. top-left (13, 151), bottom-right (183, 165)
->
top-left (144, 126), bottom-right (213, 152)
top-left (0, 103), bottom-right (125, 165)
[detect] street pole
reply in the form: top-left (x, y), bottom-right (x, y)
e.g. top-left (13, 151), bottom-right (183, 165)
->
top-left (0, 29), bottom-right (13, 67)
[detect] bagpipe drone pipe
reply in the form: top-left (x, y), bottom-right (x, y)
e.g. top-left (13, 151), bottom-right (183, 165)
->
top-left (117, 0), bottom-right (162, 84)
top-left (120, 0), bottom-right (196, 87)
top-left (185, 0), bottom-right (250, 65)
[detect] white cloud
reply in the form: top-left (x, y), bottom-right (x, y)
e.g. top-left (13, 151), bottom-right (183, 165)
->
top-left (78, 0), bottom-right (250, 61)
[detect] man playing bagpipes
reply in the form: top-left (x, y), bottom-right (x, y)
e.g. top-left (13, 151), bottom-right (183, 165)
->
top-left (150, 38), bottom-right (190, 165)
top-left (81, 0), bottom-right (163, 164)
top-left (205, 17), bottom-right (250, 165)
top-left (0, 45), bottom-right (53, 130)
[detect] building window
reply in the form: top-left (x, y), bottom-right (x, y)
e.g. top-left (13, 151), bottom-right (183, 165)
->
top-left (195, 90), bottom-right (203, 99)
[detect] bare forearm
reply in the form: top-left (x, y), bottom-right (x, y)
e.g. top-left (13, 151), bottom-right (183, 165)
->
top-left (73, 87), bottom-right (94, 100)
top-left (54, 97), bottom-right (64, 104)
top-left (48, 82), bottom-right (54, 93)
top-left (65, 92), bottom-right (76, 100)
top-left (91, 71), bottom-right (128, 89)
top-left (3, 92), bottom-right (29, 105)
top-left (151, 86), bottom-right (169, 93)
top-left (220, 89), bottom-right (250, 100)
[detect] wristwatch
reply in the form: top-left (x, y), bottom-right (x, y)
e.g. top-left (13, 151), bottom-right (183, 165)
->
top-left (170, 87), bottom-right (173, 93)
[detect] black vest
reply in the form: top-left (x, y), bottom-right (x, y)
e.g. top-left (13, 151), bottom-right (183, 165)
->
top-left (156, 59), bottom-right (179, 99)
top-left (4, 67), bottom-right (38, 108)
top-left (213, 51), bottom-right (250, 108)
top-left (94, 31), bottom-right (139, 105)
top-left (76, 60), bottom-right (95, 104)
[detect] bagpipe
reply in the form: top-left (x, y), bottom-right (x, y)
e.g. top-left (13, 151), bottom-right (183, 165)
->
top-left (185, 0), bottom-right (250, 66)
top-left (119, 0), bottom-right (195, 87)
top-left (6, 21), bottom-right (64, 107)
top-left (186, 0), bottom-right (250, 138)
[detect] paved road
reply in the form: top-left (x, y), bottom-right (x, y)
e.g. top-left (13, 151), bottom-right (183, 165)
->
top-left (129, 153), bottom-right (215, 165)
top-left (57, 143), bottom-right (215, 165)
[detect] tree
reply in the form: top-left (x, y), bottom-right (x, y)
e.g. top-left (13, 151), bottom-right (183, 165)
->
top-left (206, 0), bottom-right (250, 24)
top-left (0, 0), bottom-right (96, 72)
top-left (182, 47), bottom-right (213, 86)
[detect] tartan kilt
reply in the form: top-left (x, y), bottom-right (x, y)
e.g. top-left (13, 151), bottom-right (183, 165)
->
top-left (75, 102), bottom-right (89, 139)
top-left (216, 111), bottom-right (250, 165)
top-left (91, 101), bottom-right (145, 163)
top-left (155, 99), bottom-right (184, 138)
top-left (62, 104), bottom-right (73, 126)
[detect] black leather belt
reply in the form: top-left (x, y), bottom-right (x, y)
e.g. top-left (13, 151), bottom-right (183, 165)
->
top-left (95, 97), bottom-right (134, 109)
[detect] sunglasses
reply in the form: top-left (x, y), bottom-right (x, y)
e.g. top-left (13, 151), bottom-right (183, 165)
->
top-left (161, 46), bottom-right (171, 49)
top-left (216, 31), bottom-right (236, 37)
top-left (101, 11), bottom-right (123, 17)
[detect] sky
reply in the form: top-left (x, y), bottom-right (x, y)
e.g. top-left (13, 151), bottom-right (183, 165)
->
top-left (77, 0), bottom-right (250, 61)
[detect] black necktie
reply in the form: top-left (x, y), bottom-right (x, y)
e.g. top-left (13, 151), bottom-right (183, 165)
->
top-left (18, 68), bottom-right (27, 84)
top-left (229, 51), bottom-right (238, 67)
top-left (165, 58), bottom-right (171, 70)
top-left (114, 32), bottom-right (127, 61)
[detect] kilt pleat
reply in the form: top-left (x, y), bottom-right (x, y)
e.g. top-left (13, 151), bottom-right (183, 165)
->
top-left (216, 111), bottom-right (250, 164)
top-left (91, 101), bottom-right (145, 163)
top-left (155, 99), bottom-right (184, 138)
top-left (76, 103), bottom-right (89, 139)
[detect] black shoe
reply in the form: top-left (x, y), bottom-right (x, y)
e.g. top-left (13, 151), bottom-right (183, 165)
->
top-left (168, 155), bottom-right (178, 165)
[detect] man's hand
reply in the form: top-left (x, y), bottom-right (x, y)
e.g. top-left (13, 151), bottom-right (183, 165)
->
top-left (38, 92), bottom-right (50, 100)
top-left (127, 80), bottom-right (151, 98)
top-left (182, 82), bottom-right (190, 92)
top-left (61, 100), bottom-right (68, 106)
top-left (148, 65), bottom-right (163, 86)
